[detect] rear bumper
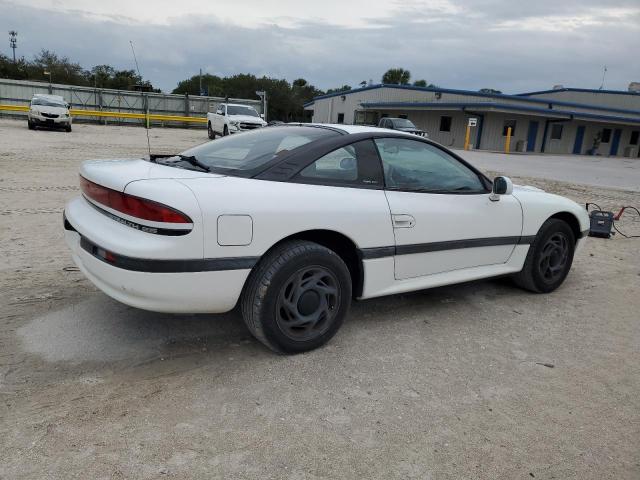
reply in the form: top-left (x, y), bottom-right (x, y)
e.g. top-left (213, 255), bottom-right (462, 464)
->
top-left (64, 209), bottom-right (252, 314)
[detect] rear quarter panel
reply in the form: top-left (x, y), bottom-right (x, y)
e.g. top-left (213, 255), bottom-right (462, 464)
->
top-left (180, 177), bottom-right (394, 259)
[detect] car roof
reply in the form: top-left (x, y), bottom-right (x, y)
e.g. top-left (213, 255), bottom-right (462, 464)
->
top-left (33, 94), bottom-right (65, 101)
top-left (225, 103), bottom-right (256, 108)
top-left (303, 123), bottom-right (416, 136)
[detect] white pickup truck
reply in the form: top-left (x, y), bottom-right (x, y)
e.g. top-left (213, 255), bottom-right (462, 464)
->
top-left (207, 103), bottom-right (267, 139)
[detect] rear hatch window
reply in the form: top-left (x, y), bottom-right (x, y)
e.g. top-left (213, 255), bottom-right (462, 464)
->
top-left (179, 126), bottom-right (340, 176)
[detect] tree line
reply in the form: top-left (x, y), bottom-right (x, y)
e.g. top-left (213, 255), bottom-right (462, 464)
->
top-left (0, 49), bottom-right (155, 91)
top-left (1, 50), bottom-right (501, 121)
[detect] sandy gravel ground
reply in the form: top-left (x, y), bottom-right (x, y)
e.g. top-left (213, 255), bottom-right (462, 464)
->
top-left (1, 118), bottom-right (639, 479)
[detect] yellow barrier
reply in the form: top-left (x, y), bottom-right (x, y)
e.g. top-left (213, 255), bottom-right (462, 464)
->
top-left (0, 104), bottom-right (207, 124)
top-left (0, 104), bottom-right (29, 112)
top-left (463, 125), bottom-right (471, 150)
top-left (504, 126), bottom-right (512, 153)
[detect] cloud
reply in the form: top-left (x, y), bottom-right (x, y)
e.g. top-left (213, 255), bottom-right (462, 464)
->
top-left (2, 0), bottom-right (639, 93)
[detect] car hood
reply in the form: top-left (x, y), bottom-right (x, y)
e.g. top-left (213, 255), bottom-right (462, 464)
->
top-left (229, 114), bottom-right (266, 124)
top-left (32, 105), bottom-right (68, 115)
top-left (80, 158), bottom-right (224, 192)
top-left (395, 126), bottom-right (422, 132)
top-left (513, 184), bottom-right (545, 193)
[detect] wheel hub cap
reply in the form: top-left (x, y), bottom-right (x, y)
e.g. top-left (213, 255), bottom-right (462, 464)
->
top-left (538, 232), bottom-right (569, 282)
top-left (297, 290), bottom-right (321, 316)
top-left (276, 266), bottom-right (340, 341)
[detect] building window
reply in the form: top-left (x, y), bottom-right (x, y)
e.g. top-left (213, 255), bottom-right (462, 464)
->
top-left (502, 120), bottom-right (516, 136)
top-left (337, 113), bottom-right (345, 124)
top-left (354, 110), bottom-right (379, 126)
top-left (551, 124), bottom-right (563, 140)
top-left (439, 116), bottom-right (452, 132)
top-left (601, 128), bottom-right (612, 143)
top-left (630, 131), bottom-right (639, 145)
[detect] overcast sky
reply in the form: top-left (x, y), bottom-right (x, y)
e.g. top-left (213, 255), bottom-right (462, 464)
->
top-left (3, 0), bottom-right (639, 94)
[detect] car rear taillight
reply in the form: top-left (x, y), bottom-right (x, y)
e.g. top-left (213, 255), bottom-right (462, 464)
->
top-left (80, 176), bottom-right (192, 224)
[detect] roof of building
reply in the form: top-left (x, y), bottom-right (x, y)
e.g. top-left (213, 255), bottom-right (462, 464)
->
top-left (517, 87), bottom-right (640, 97)
top-left (303, 84), bottom-right (640, 118)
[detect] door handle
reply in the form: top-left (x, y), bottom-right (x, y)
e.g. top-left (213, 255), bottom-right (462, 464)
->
top-left (392, 214), bottom-right (416, 228)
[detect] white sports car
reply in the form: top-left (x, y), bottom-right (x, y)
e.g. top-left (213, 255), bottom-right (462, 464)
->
top-left (64, 124), bottom-right (590, 353)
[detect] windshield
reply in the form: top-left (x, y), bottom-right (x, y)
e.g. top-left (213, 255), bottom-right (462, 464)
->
top-left (227, 105), bottom-right (260, 117)
top-left (31, 97), bottom-right (67, 108)
top-left (391, 119), bottom-right (416, 129)
top-left (180, 126), bottom-right (340, 174)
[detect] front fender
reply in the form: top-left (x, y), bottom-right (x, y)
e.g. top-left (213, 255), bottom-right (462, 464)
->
top-left (513, 186), bottom-right (589, 238)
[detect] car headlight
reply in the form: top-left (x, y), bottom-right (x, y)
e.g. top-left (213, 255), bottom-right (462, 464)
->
top-left (230, 120), bottom-right (240, 126)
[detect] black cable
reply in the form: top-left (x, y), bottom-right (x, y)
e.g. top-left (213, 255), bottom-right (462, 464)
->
top-left (612, 206), bottom-right (640, 238)
top-left (585, 202), bottom-right (602, 213)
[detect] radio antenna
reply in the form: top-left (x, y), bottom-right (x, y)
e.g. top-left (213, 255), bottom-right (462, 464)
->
top-left (129, 40), bottom-right (151, 157)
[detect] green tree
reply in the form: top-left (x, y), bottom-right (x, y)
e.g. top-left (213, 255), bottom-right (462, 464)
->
top-left (479, 88), bottom-right (502, 94)
top-left (325, 85), bottom-right (352, 94)
top-left (0, 49), bottom-right (156, 90)
top-left (32, 49), bottom-right (87, 85)
top-left (171, 73), bottom-right (322, 122)
top-left (382, 68), bottom-right (411, 85)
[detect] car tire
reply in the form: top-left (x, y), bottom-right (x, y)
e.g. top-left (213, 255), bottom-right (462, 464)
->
top-left (28, 120), bottom-right (35, 130)
top-left (241, 240), bottom-right (352, 354)
top-left (223, 125), bottom-right (229, 136)
top-left (65, 125), bottom-right (72, 132)
top-left (207, 122), bottom-right (215, 139)
top-left (513, 218), bottom-right (575, 293)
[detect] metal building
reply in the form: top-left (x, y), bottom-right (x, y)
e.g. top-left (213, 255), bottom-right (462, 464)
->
top-left (304, 85), bottom-right (640, 157)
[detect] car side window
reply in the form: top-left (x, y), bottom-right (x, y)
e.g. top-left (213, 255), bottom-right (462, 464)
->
top-left (299, 145), bottom-right (358, 181)
top-left (375, 138), bottom-right (486, 193)
top-left (294, 140), bottom-right (383, 188)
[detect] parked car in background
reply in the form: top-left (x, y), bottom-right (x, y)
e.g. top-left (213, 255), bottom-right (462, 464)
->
top-left (64, 124), bottom-right (589, 354)
top-left (28, 94), bottom-right (72, 132)
top-left (207, 103), bottom-right (267, 139)
top-left (379, 117), bottom-right (426, 137)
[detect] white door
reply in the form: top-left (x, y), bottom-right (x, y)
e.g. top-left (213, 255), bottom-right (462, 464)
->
top-left (375, 137), bottom-right (523, 280)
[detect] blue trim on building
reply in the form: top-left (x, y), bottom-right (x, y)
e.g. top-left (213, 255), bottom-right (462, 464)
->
top-left (303, 84), bottom-right (640, 116)
top-left (358, 101), bottom-right (640, 125)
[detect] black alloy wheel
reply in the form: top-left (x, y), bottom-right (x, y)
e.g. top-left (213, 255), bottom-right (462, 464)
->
top-left (513, 218), bottom-right (576, 293)
top-left (537, 232), bottom-right (570, 283)
top-left (241, 240), bottom-right (352, 353)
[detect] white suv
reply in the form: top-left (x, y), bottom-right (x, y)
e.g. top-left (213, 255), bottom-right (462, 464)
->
top-left (207, 103), bottom-right (266, 139)
top-left (28, 94), bottom-right (72, 132)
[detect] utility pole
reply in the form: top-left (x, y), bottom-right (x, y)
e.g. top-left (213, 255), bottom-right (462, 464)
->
top-left (9, 31), bottom-right (17, 62)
